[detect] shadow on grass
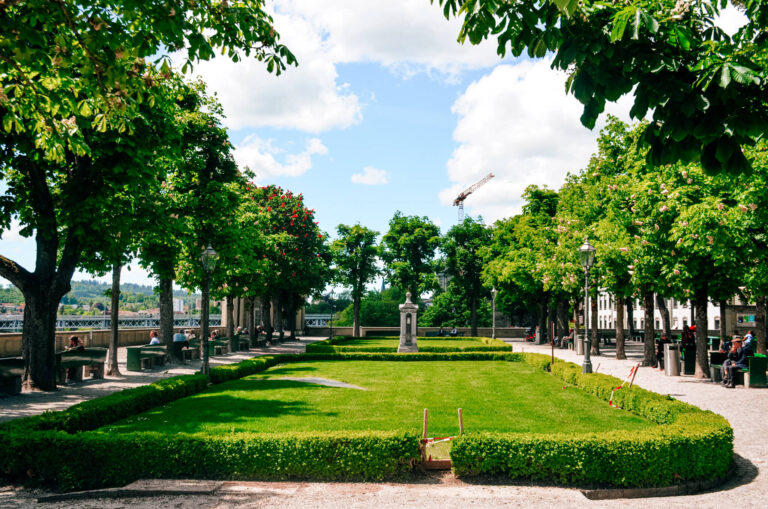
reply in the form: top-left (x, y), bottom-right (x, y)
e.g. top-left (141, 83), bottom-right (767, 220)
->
top-left (253, 366), bottom-right (320, 376)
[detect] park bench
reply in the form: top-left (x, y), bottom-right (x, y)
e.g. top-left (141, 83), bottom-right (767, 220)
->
top-left (170, 341), bottom-right (200, 362)
top-left (56, 348), bottom-right (108, 384)
top-left (233, 334), bottom-right (250, 351)
top-left (126, 345), bottom-right (167, 371)
top-left (709, 351), bottom-right (728, 383)
top-left (0, 356), bottom-right (24, 395)
top-left (741, 354), bottom-right (767, 388)
top-left (600, 331), bottom-right (616, 345)
top-left (189, 337), bottom-right (229, 357)
top-left (425, 331), bottom-right (442, 337)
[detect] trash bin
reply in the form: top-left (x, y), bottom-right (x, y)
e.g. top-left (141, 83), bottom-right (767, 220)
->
top-left (664, 343), bottom-right (680, 376)
top-left (575, 335), bottom-right (584, 355)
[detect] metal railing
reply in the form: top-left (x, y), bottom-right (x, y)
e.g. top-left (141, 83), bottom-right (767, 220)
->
top-left (0, 314), bottom-right (222, 332)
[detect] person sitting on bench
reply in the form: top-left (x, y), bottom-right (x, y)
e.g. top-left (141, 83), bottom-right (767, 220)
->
top-left (723, 337), bottom-right (753, 388)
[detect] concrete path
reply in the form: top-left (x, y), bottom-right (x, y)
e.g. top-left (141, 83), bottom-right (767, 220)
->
top-left (1, 338), bottom-right (766, 508)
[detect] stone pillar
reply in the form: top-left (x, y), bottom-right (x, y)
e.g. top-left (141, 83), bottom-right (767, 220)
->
top-left (398, 292), bottom-right (419, 353)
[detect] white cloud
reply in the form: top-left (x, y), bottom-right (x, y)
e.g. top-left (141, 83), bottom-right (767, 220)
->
top-left (234, 136), bottom-right (328, 179)
top-left (275, 0), bottom-right (500, 76)
top-left (351, 166), bottom-right (389, 185)
top-left (442, 59), bottom-right (633, 222)
top-left (184, 1), bottom-right (501, 132)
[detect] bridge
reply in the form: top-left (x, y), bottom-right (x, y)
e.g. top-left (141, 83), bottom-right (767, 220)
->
top-left (304, 314), bottom-right (332, 328)
top-left (0, 314), bottom-right (222, 332)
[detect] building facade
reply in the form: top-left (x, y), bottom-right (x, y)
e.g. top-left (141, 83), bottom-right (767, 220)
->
top-left (591, 290), bottom-right (757, 333)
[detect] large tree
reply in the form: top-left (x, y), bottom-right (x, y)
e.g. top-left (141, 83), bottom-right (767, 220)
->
top-left (432, 0), bottom-right (767, 173)
top-left (380, 212), bottom-right (441, 302)
top-left (331, 224), bottom-right (380, 338)
top-left (0, 2), bottom-right (294, 389)
top-left (442, 217), bottom-right (491, 336)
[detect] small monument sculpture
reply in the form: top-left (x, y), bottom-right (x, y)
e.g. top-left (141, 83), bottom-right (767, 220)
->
top-left (398, 292), bottom-right (419, 353)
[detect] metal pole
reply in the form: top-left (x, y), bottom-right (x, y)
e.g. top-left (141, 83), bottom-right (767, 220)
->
top-left (201, 271), bottom-right (210, 376)
top-left (583, 268), bottom-right (593, 374)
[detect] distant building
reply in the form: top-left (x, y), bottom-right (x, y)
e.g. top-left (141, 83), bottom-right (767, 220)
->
top-left (173, 298), bottom-right (184, 313)
top-left (590, 290), bottom-right (757, 332)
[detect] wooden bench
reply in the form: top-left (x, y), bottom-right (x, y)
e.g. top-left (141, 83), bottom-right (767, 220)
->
top-left (235, 334), bottom-right (250, 351)
top-left (126, 345), bottom-right (167, 371)
top-left (0, 356), bottom-right (24, 395)
top-left (190, 338), bottom-right (229, 357)
top-left (56, 348), bottom-right (108, 384)
top-left (171, 341), bottom-right (200, 362)
top-left (425, 331), bottom-right (443, 337)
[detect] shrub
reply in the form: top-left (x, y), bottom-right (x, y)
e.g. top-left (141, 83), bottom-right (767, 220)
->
top-left (448, 352), bottom-right (734, 486)
top-left (0, 430), bottom-right (420, 491)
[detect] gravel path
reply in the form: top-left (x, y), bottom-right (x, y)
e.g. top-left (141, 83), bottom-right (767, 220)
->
top-left (1, 339), bottom-right (766, 508)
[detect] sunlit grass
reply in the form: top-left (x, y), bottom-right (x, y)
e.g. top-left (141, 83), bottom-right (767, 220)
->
top-left (102, 361), bottom-right (655, 437)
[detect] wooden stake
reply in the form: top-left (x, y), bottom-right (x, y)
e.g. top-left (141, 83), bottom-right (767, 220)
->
top-left (595, 363), bottom-right (600, 373)
top-left (629, 363), bottom-right (639, 388)
top-left (422, 408), bottom-right (428, 440)
top-left (458, 408), bottom-right (464, 434)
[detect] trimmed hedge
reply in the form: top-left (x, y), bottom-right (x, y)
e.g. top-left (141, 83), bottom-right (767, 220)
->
top-left (0, 350), bottom-right (733, 490)
top-left (0, 430), bottom-right (419, 491)
top-left (306, 336), bottom-right (512, 353)
top-left (449, 353), bottom-right (733, 487)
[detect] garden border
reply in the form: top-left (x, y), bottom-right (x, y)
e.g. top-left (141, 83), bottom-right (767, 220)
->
top-left (0, 351), bottom-right (732, 492)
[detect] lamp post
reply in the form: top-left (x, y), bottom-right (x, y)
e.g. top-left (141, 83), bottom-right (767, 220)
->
top-left (201, 245), bottom-right (218, 376)
top-left (578, 238), bottom-right (596, 374)
top-left (491, 287), bottom-right (498, 339)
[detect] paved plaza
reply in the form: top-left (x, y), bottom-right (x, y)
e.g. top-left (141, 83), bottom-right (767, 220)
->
top-left (0, 338), bottom-right (765, 508)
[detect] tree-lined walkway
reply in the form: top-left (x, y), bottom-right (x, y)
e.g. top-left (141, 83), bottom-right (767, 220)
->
top-left (0, 337), bottom-right (323, 423)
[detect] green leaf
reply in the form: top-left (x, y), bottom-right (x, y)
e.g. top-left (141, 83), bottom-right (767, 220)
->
top-left (610, 10), bottom-right (632, 42)
top-left (719, 65), bottom-right (731, 88)
top-left (78, 100), bottom-right (92, 117)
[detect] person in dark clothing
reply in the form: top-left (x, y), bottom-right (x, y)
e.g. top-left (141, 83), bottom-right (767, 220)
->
top-left (723, 337), bottom-right (753, 388)
top-left (655, 333), bottom-right (670, 371)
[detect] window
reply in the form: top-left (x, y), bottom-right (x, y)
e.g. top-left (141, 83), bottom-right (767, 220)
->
top-left (655, 319), bottom-right (660, 329)
top-left (714, 317), bottom-right (720, 329)
top-left (673, 318), bottom-right (679, 328)
top-left (641, 319), bottom-right (644, 328)
top-left (683, 318), bottom-right (688, 328)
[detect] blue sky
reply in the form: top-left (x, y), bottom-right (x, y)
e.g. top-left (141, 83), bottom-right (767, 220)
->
top-left (0, 1), bottom-right (747, 289)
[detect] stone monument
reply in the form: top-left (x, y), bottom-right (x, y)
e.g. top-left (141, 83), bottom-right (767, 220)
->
top-left (398, 292), bottom-right (419, 353)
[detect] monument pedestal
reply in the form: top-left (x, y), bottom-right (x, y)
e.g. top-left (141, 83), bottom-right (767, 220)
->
top-left (398, 292), bottom-right (419, 353)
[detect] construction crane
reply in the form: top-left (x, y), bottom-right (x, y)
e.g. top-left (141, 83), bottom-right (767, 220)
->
top-left (453, 172), bottom-right (494, 222)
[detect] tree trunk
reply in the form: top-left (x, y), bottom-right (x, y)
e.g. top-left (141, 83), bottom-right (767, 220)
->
top-left (107, 262), bottom-right (121, 376)
top-left (470, 296), bottom-right (478, 337)
top-left (643, 289), bottom-right (655, 367)
top-left (590, 293), bottom-right (599, 356)
top-left (537, 299), bottom-right (547, 340)
top-left (263, 298), bottom-right (273, 343)
top-left (616, 297), bottom-right (626, 360)
top-left (556, 300), bottom-right (568, 338)
top-left (21, 291), bottom-right (61, 391)
top-left (572, 300), bottom-right (578, 336)
top-left (756, 296), bottom-right (766, 355)
top-left (246, 297), bottom-right (254, 346)
top-left (288, 293), bottom-right (297, 341)
top-left (690, 303), bottom-right (695, 326)
top-left (589, 292), bottom-right (600, 355)
top-left (226, 295), bottom-right (235, 340)
top-left (159, 277), bottom-right (175, 360)
top-left (353, 296), bottom-right (361, 338)
top-left (274, 297), bottom-right (284, 341)
top-left (626, 297), bottom-right (635, 340)
top-left (656, 294), bottom-right (671, 338)
top-left (693, 285), bottom-right (709, 379)
top-left (719, 300), bottom-right (728, 346)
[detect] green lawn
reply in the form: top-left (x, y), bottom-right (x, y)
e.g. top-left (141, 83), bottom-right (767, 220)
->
top-left (102, 361), bottom-right (655, 437)
top-left (334, 338), bottom-right (490, 348)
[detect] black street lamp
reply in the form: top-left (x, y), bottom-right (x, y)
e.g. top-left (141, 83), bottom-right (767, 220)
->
top-left (578, 238), bottom-right (596, 374)
top-left (491, 287), bottom-right (498, 339)
top-left (201, 245), bottom-right (218, 376)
